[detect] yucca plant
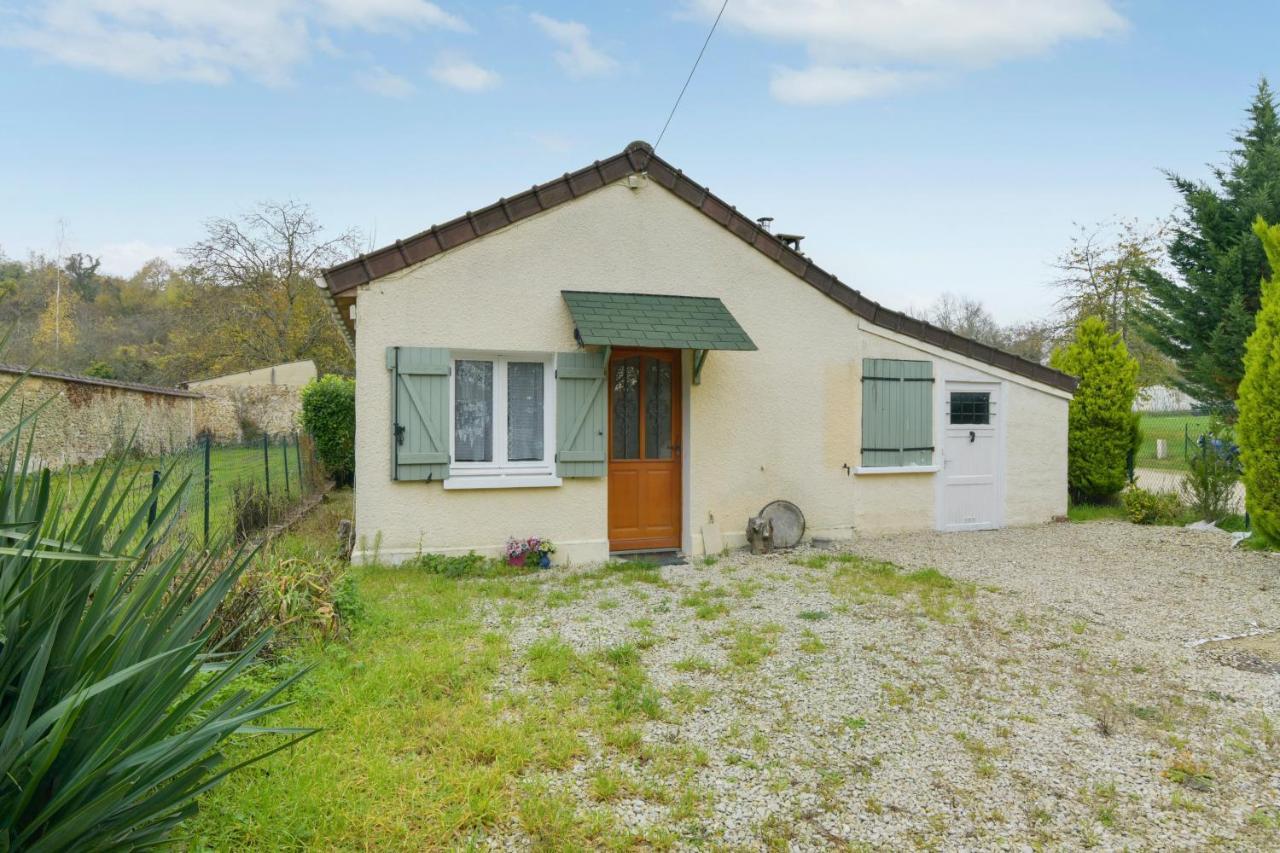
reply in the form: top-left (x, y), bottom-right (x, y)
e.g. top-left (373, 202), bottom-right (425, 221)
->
top-left (0, 368), bottom-right (313, 851)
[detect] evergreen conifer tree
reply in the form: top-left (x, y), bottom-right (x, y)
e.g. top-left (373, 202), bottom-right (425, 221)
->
top-left (1141, 79), bottom-right (1280, 408)
top-left (1238, 218), bottom-right (1280, 543)
top-left (1050, 316), bottom-right (1140, 501)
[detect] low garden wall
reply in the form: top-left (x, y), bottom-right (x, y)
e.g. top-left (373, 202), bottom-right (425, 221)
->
top-left (0, 369), bottom-right (199, 468)
top-left (193, 384), bottom-right (303, 442)
top-left (0, 367), bottom-right (306, 468)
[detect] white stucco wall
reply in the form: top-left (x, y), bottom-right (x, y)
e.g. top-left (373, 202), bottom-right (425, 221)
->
top-left (351, 177), bottom-right (1069, 564)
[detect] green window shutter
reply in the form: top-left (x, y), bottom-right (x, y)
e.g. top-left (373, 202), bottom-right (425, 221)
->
top-left (388, 346), bottom-right (451, 481)
top-left (861, 358), bottom-right (934, 467)
top-left (555, 351), bottom-right (606, 477)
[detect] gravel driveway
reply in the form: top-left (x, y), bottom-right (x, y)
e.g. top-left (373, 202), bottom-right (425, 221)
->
top-left (482, 522), bottom-right (1280, 851)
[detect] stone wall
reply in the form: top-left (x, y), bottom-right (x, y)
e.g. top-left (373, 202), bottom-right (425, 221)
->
top-left (0, 368), bottom-right (306, 468)
top-left (194, 384), bottom-right (303, 442)
top-left (0, 372), bottom-right (198, 468)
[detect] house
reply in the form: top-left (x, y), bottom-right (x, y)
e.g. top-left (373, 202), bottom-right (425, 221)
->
top-left (321, 141), bottom-right (1076, 565)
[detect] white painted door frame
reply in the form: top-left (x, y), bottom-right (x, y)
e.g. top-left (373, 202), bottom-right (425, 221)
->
top-left (936, 380), bottom-right (1006, 532)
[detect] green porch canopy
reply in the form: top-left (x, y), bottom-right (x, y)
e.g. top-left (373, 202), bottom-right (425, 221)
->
top-left (561, 290), bottom-right (757, 351)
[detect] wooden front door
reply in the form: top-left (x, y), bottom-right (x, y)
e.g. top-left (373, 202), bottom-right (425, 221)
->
top-left (608, 349), bottom-right (682, 551)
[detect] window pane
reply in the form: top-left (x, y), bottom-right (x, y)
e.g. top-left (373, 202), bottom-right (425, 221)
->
top-left (611, 357), bottom-right (640, 459)
top-left (644, 357), bottom-right (672, 459)
top-left (507, 362), bottom-right (544, 461)
top-left (950, 392), bottom-right (990, 425)
top-left (455, 360), bottom-right (493, 461)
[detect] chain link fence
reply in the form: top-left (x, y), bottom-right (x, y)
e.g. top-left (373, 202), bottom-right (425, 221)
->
top-left (58, 432), bottom-right (322, 555)
top-left (1133, 412), bottom-right (1214, 472)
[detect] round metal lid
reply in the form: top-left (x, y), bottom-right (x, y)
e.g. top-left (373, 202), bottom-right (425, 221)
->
top-left (759, 499), bottom-right (805, 549)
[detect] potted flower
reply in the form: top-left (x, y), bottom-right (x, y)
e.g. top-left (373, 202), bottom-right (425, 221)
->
top-left (505, 536), bottom-right (556, 568)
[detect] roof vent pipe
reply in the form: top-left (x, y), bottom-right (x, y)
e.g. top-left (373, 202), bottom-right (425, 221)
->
top-left (777, 233), bottom-right (804, 251)
top-left (756, 216), bottom-right (773, 232)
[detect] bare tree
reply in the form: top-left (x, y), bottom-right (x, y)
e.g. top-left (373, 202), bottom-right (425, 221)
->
top-left (180, 201), bottom-right (359, 377)
top-left (911, 293), bottom-right (1006, 348)
top-left (1051, 218), bottom-right (1174, 384)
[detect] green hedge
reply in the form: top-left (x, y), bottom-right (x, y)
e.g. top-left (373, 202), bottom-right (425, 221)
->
top-left (301, 375), bottom-right (355, 486)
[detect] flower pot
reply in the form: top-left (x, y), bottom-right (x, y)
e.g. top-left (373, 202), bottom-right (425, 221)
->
top-left (508, 554), bottom-right (526, 567)
top-left (539, 553), bottom-right (551, 569)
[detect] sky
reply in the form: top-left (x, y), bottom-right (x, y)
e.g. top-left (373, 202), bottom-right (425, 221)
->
top-left (1, 0), bottom-right (1277, 325)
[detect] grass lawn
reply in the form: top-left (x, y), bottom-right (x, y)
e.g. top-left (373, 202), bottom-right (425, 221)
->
top-left (1067, 501), bottom-right (1129, 523)
top-left (1135, 413), bottom-right (1212, 472)
top-left (189, 506), bottom-right (658, 847)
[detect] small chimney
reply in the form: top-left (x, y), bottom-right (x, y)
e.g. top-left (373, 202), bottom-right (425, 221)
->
top-left (756, 216), bottom-right (773, 232)
top-left (777, 233), bottom-right (804, 251)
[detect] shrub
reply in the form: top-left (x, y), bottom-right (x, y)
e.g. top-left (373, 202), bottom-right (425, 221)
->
top-left (300, 374), bottom-right (355, 486)
top-left (1180, 421), bottom-right (1241, 521)
top-left (1050, 316), bottom-right (1141, 502)
top-left (230, 478), bottom-right (283, 541)
top-left (207, 553), bottom-right (355, 656)
top-left (403, 551), bottom-right (529, 578)
top-left (0, 380), bottom-right (309, 848)
top-left (1122, 486), bottom-right (1184, 525)
top-left (1239, 217), bottom-right (1280, 545)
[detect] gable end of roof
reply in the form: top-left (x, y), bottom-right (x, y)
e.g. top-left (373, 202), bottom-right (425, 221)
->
top-left (322, 142), bottom-right (1077, 394)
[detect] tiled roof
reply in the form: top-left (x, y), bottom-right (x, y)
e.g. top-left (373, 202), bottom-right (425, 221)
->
top-left (321, 142), bottom-right (1076, 394)
top-left (563, 291), bottom-right (757, 351)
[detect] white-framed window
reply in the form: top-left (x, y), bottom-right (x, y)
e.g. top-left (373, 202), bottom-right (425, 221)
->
top-left (446, 351), bottom-right (559, 489)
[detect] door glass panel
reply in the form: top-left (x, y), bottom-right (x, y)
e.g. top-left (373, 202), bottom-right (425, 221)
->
top-left (611, 357), bottom-right (640, 459)
top-left (507, 362), bottom-right (544, 461)
top-left (949, 392), bottom-right (990, 425)
top-left (455, 360), bottom-right (493, 461)
top-left (644, 356), bottom-right (673, 459)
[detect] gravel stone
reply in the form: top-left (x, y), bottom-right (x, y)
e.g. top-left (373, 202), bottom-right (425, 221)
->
top-left (479, 521), bottom-right (1280, 850)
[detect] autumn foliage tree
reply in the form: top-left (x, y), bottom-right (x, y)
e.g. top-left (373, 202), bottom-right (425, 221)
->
top-left (177, 201), bottom-right (357, 379)
top-left (1050, 316), bottom-right (1140, 502)
top-left (1238, 218), bottom-right (1280, 544)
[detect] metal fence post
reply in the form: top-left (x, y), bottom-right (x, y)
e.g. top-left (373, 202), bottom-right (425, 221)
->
top-left (147, 469), bottom-right (160, 528)
top-left (295, 432), bottom-right (304, 495)
top-left (282, 435), bottom-right (290, 497)
top-left (262, 433), bottom-right (271, 500)
top-left (203, 433), bottom-right (211, 550)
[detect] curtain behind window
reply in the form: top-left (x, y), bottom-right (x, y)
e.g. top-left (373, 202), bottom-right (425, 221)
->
top-left (455, 360), bottom-right (493, 462)
top-left (507, 362), bottom-right (544, 461)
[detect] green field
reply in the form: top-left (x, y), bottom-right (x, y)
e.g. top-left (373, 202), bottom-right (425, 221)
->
top-left (1134, 412), bottom-right (1212, 472)
top-left (57, 440), bottom-right (313, 549)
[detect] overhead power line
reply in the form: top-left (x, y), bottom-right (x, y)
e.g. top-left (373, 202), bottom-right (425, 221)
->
top-left (654, 0), bottom-right (731, 152)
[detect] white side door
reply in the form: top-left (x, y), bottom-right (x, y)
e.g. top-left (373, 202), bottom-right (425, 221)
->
top-left (941, 383), bottom-right (1001, 531)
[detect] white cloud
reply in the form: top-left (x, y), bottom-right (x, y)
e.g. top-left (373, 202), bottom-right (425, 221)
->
top-left (95, 240), bottom-right (180, 276)
top-left (429, 55), bottom-right (499, 91)
top-left (770, 66), bottom-right (929, 104)
top-left (529, 12), bottom-right (617, 78)
top-left (5, 0), bottom-right (467, 85)
top-left (687, 0), bottom-right (1126, 103)
top-left (356, 65), bottom-right (415, 98)
top-left (317, 0), bottom-right (466, 33)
